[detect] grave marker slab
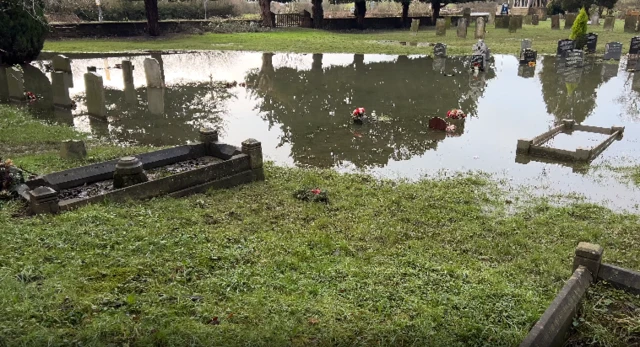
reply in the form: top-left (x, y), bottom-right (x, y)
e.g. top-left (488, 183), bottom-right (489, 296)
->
top-left (518, 65), bottom-right (535, 78)
top-left (410, 19), bottom-right (420, 35)
top-left (457, 18), bottom-right (468, 38)
top-left (604, 42), bottom-right (623, 60)
top-left (7, 66), bottom-right (24, 101)
top-left (489, 13), bottom-right (496, 25)
top-left (122, 60), bottom-right (134, 85)
top-left (444, 16), bottom-right (451, 29)
top-left (475, 17), bottom-right (486, 39)
top-left (52, 55), bottom-right (71, 73)
top-left (586, 33), bottom-right (598, 54)
top-left (143, 58), bottom-right (164, 88)
top-left (630, 36), bottom-right (640, 56)
top-left (521, 39), bottom-right (532, 55)
top-left (532, 14), bottom-right (539, 25)
top-left (509, 16), bottom-right (518, 33)
top-left (624, 15), bottom-right (639, 33)
top-left (603, 16), bottom-right (615, 31)
top-left (51, 71), bottom-right (72, 108)
top-left (557, 39), bottom-right (575, 58)
top-left (551, 15), bottom-right (560, 29)
top-left (565, 13), bottom-right (577, 29)
top-left (436, 18), bottom-right (446, 36)
top-left (520, 48), bottom-right (537, 65)
top-left (470, 54), bottom-right (485, 71)
top-left (566, 49), bottom-right (584, 68)
top-left (590, 13), bottom-right (600, 25)
top-left (434, 43), bottom-right (447, 57)
top-left (84, 72), bottom-right (106, 118)
top-left (524, 15), bottom-right (532, 25)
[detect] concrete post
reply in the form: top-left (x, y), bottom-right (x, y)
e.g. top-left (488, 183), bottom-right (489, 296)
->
top-left (242, 139), bottom-right (263, 169)
top-left (573, 242), bottom-right (603, 280)
top-left (29, 186), bottom-right (60, 215)
top-left (516, 139), bottom-right (532, 153)
top-left (199, 127), bottom-right (219, 155)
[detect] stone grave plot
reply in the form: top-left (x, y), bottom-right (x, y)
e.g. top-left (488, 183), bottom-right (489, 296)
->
top-left (516, 119), bottom-right (624, 163)
top-left (18, 129), bottom-right (265, 214)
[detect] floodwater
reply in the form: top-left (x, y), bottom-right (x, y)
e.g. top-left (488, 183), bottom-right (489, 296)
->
top-left (10, 51), bottom-right (640, 209)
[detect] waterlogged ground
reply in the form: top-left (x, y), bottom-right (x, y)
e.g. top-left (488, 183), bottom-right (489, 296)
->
top-left (20, 50), bottom-right (640, 209)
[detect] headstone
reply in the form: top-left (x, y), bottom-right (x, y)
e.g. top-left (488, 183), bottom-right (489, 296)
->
top-left (143, 58), bottom-right (164, 88)
top-left (433, 57), bottom-right (446, 72)
top-left (436, 18), bottom-right (446, 36)
top-left (434, 43), bottom-right (447, 57)
top-left (444, 16), bottom-right (452, 29)
top-left (590, 13), bottom-right (600, 25)
top-left (604, 42), bottom-right (623, 60)
top-left (509, 16), bottom-right (518, 33)
top-left (470, 54), bottom-right (485, 71)
top-left (52, 55), bottom-right (71, 73)
top-left (84, 72), bottom-right (106, 118)
top-left (60, 140), bottom-right (87, 160)
top-left (518, 65), bottom-right (535, 78)
top-left (519, 48), bottom-right (537, 65)
top-left (624, 15), bottom-right (639, 33)
top-left (524, 15), bottom-right (532, 25)
top-left (472, 39), bottom-right (490, 62)
top-left (410, 19), bottom-right (420, 35)
top-left (475, 17), bottom-right (486, 39)
top-left (633, 71), bottom-right (640, 91)
top-left (628, 57), bottom-right (640, 72)
top-left (521, 39), bottom-right (532, 54)
top-left (122, 60), bottom-right (134, 85)
top-left (630, 36), bottom-right (640, 56)
top-left (463, 7), bottom-right (471, 23)
top-left (516, 15), bottom-right (523, 28)
top-left (565, 13), bottom-right (577, 29)
top-left (7, 66), bottom-right (24, 101)
top-left (557, 39), bottom-right (575, 57)
top-left (566, 49), bottom-right (584, 68)
top-left (489, 13), bottom-right (496, 25)
top-left (586, 33), bottom-right (598, 54)
top-left (147, 87), bottom-right (165, 115)
top-left (0, 66), bottom-right (9, 102)
top-left (603, 16), bottom-right (615, 31)
top-left (51, 71), bottom-right (72, 108)
top-left (87, 66), bottom-right (97, 72)
top-left (457, 18), bottom-right (467, 38)
top-left (551, 15), bottom-right (560, 29)
top-left (532, 14), bottom-right (539, 25)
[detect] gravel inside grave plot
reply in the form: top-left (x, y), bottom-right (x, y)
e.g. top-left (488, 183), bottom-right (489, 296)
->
top-left (57, 156), bottom-right (224, 200)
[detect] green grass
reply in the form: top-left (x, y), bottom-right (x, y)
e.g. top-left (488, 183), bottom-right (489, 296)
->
top-left (44, 19), bottom-right (637, 56)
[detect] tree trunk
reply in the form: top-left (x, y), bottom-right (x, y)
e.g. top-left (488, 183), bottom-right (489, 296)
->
top-left (354, 1), bottom-right (366, 29)
top-left (259, 0), bottom-right (273, 27)
top-left (402, 2), bottom-right (409, 26)
top-left (312, 0), bottom-right (323, 28)
top-left (144, 0), bottom-right (160, 36)
top-left (431, 0), bottom-right (441, 20)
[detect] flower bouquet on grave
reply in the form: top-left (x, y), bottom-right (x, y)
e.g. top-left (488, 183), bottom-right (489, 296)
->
top-left (0, 158), bottom-right (25, 200)
top-left (294, 187), bottom-right (329, 203)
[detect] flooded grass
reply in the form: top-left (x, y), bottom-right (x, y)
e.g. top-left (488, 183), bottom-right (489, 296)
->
top-left (2, 107), bottom-right (640, 345)
top-left (44, 20), bottom-right (638, 56)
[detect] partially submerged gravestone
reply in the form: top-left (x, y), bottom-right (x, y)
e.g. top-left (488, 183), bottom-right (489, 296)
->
top-left (436, 18), bottom-right (446, 36)
top-left (603, 16), bottom-right (615, 31)
top-left (551, 15), bottom-right (560, 29)
top-left (52, 54), bottom-right (73, 88)
top-left (457, 18), bottom-right (467, 38)
top-left (566, 50), bottom-right (584, 68)
top-left (565, 13), bottom-right (577, 29)
top-left (84, 70), bottom-right (106, 118)
top-left (557, 39), bottom-right (575, 58)
top-left (434, 43), bottom-right (447, 57)
top-left (472, 39), bottom-right (491, 62)
top-left (475, 17), bottom-right (486, 39)
top-left (7, 66), bottom-right (24, 102)
top-left (603, 42), bottom-right (622, 61)
top-left (60, 140), bottom-right (87, 160)
top-left (122, 60), bottom-right (137, 104)
top-left (147, 86), bottom-right (165, 115)
top-left (113, 156), bottom-right (149, 189)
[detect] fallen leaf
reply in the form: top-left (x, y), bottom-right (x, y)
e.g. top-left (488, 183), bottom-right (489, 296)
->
top-left (308, 317), bottom-right (319, 325)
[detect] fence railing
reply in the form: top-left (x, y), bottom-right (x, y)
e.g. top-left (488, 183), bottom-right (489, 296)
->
top-left (275, 13), bottom-right (303, 27)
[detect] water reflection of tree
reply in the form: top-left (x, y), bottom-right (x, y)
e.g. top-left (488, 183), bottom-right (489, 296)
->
top-left (539, 56), bottom-right (605, 123)
top-left (74, 82), bottom-right (233, 146)
top-left (246, 53), bottom-right (496, 169)
top-left (614, 73), bottom-right (640, 120)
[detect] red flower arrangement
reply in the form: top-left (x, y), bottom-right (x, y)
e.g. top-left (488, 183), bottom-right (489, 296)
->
top-left (446, 109), bottom-right (466, 120)
top-left (294, 187), bottom-right (328, 203)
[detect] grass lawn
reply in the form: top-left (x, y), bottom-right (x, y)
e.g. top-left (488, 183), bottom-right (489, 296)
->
top-left (2, 107), bottom-right (640, 346)
top-left (43, 19), bottom-right (638, 56)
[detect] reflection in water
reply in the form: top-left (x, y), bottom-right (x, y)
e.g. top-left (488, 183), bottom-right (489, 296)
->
top-left (6, 51), bottom-right (640, 208)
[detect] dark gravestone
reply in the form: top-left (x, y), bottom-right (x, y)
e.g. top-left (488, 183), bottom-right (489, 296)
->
top-left (509, 16), bottom-right (518, 33)
top-left (434, 43), bottom-right (447, 57)
top-left (557, 39), bottom-right (575, 57)
top-left (495, 15), bottom-right (509, 29)
top-left (624, 15), bottom-right (639, 33)
top-left (628, 57), bottom-right (640, 72)
top-left (586, 33), bottom-right (598, 54)
top-left (470, 54), bottom-right (485, 71)
top-left (524, 15), bottom-right (532, 25)
top-left (519, 48), bottom-right (537, 65)
top-left (630, 36), bottom-right (640, 56)
top-left (566, 50), bottom-right (584, 68)
top-left (433, 57), bottom-right (446, 72)
top-left (551, 15), bottom-right (560, 29)
top-left (565, 13), bottom-right (577, 29)
top-left (532, 14), bottom-right (539, 25)
top-left (518, 65), bottom-right (535, 78)
top-left (604, 42), bottom-right (622, 60)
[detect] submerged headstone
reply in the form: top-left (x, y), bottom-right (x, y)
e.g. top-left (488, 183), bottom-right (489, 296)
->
top-left (51, 71), bottom-right (72, 108)
top-left (601, 63), bottom-right (619, 80)
top-left (410, 19), bottom-right (420, 35)
top-left (518, 65), bottom-right (535, 78)
top-left (475, 17), bottom-right (486, 39)
top-left (433, 56), bottom-right (446, 72)
top-left (60, 140), bottom-right (87, 160)
top-left (520, 48), bottom-right (537, 65)
top-left (551, 15), bottom-right (560, 29)
top-left (586, 33), bottom-right (598, 54)
top-left (603, 16), bottom-right (615, 31)
top-left (436, 18), bottom-right (446, 36)
top-left (7, 66), bottom-right (24, 101)
top-left (557, 39), bottom-right (575, 58)
top-left (565, 13), bottom-right (577, 29)
top-left (604, 42), bottom-right (623, 60)
top-left (434, 43), bottom-right (447, 57)
top-left (470, 54), bottom-right (485, 71)
top-left (147, 87), bottom-right (165, 115)
top-left (143, 58), bottom-right (164, 88)
top-left (566, 49), bottom-right (584, 68)
top-left (84, 71), bottom-right (106, 118)
top-left (457, 18), bottom-right (467, 38)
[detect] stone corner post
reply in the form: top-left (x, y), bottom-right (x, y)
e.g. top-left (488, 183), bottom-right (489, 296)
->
top-left (573, 242), bottom-right (603, 281)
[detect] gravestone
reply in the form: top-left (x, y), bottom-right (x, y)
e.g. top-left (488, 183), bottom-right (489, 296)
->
top-left (52, 55), bottom-right (71, 73)
top-left (521, 39), bottom-right (532, 54)
top-left (410, 19), bottom-right (420, 35)
top-left (515, 15), bottom-right (523, 28)
top-left (472, 39), bottom-right (491, 61)
top-left (566, 49), bottom-right (584, 67)
top-left (586, 33), bottom-right (598, 54)
top-left (60, 140), bottom-right (87, 160)
top-left (51, 71), bottom-right (72, 108)
top-left (463, 7), bottom-right (471, 24)
top-left (122, 60), bottom-right (134, 85)
top-left (524, 15), bottom-right (532, 25)
top-left (87, 66), bottom-right (97, 72)
top-left (551, 15), bottom-right (560, 29)
top-left (0, 66), bottom-right (8, 102)
top-left (630, 36), bottom-right (640, 56)
top-left (495, 15), bottom-right (509, 28)
top-left (627, 57), bottom-right (639, 72)
top-left (603, 17), bottom-right (615, 31)
top-left (470, 54), bottom-right (485, 71)
top-left (457, 18), bottom-right (467, 38)
top-left (557, 39), bottom-right (575, 57)
top-left (489, 13), bottom-right (496, 25)
top-left (143, 58), bottom-right (163, 88)
top-left (563, 66), bottom-right (582, 84)
top-left (518, 65), bottom-right (535, 78)
top-left (565, 13), bottom-right (577, 29)
top-left (84, 72), bottom-right (106, 118)
top-left (624, 15), bottom-right (639, 33)
top-left (604, 42), bottom-right (623, 60)
top-left (520, 48), bottom-right (537, 65)
top-left (7, 66), bottom-right (24, 101)
top-left (433, 57), bottom-right (446, 72)
top-left (532, 14), bottom-right (539, 25)
top-left (590, 13), bottom-right (600, 25)
top-left (444, 16), bottom-right (452, 29)
top-left (434, 43), bottom-right (447, 57)
top-left (436, 18), bottom-right (446, 36)
top-left (509, 16), bottom-right (518, 33)
top-left (475, 17), bottom-right (486, 39)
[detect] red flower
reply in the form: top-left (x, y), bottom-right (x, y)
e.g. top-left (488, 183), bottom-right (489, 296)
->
top-left (311, 189), bottom-right (322, 195)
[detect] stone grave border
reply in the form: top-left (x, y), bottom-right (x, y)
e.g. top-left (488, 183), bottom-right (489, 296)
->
top-left (520, 242), bottom-right (640, 347)
top-left (516, 119), bottom-right (624, 162)
top-left (18, 128), bottom-right (264, 214)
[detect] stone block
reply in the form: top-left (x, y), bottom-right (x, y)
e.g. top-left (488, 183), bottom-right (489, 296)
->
top-left (516, 139), bottom-right (532, 153)
top-left (7, 66), bottom-right (24, 101)
top-left (573, 242), bottom-right (603, 278)
top-left (551, 14), bottom-right (560, 29)
top-left (575, 147), bottom-right (591, 161)
top-left (60, 140), bottom-right (87, 160)
top-left (598, 263), bottom-right (640, 295)
top-left (624, 15), bottom-right (639, 33)
top-left (143, 58), bottom-right (163, 88)
top-left (457, 18), bottom-right (467, 38)
top-left (603, 16), bottom-right (615, 31)
top-left (436, 18), bottom-right (446, 36)
top-left (590, 13), bottom-right (600, 25)
top-left (113, 156), bottom-right (148, 189)
top-left (84, 72), bottom-right (106, 118)
top-left (475, 17), bottom-right (486, 39)
top-left (565, 13), bottom-right (577, 29)
top-left (29, 186), bottom-right (60, 215)
top-left (523, 15), bottom-right (532, 25)
top-left (242, 138), bottom-right (263, 169)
